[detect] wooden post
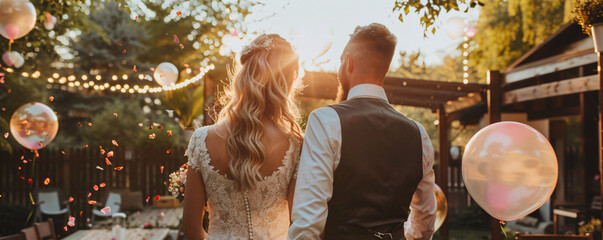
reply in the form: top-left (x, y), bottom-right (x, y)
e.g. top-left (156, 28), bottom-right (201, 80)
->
top-left (437, 105), bottom-right (449, 240)
top-left (487, 70), bottom-right (503, 240)
top-left (598, 52), bottom-right (603, 227)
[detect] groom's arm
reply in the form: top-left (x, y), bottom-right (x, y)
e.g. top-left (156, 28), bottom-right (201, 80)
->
top-left (288, 107), bottom-right (341, 240)
top-left (404, 121), bottom-right (437, 240)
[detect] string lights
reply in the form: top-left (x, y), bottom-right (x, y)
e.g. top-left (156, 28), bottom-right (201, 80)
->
top-left (2, 64), bottom-right (215, 95)
top-left (462, 19), bottom-right (470, 85)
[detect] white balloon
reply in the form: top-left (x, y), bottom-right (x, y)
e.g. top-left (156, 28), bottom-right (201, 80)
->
top-left (153, 62), bottom-right (179, 87)
top-left (445, 17), bottom-right (466, 40)
top-left (8, 51), bottom-right (23, 68)
top-left (0, 0), bottom-right (37, 40)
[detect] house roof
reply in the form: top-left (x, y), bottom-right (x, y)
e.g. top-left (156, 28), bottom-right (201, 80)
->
top-left (504, 22), bottom-right (592, 72)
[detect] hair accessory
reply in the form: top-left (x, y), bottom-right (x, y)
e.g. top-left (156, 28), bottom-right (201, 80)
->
top-left (241, 36), bottom-right (274, 56)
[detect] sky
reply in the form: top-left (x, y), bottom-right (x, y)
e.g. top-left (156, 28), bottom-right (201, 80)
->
top-left (242, 0), bottom-right (480, 71)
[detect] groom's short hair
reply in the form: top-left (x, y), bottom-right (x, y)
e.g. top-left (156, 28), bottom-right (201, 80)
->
top-left (347, 23), bottom-right (397, 78)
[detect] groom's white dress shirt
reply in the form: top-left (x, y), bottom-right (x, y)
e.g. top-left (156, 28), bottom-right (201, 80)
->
top-left (289, 84), bottom-right (437, 240)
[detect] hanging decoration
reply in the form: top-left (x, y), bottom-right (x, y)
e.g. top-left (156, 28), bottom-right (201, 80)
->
top-left (2, 64), bottom-right (215, 95)
top-left (10, 102), bottom-right (59, 150)
top-left (462, 122), bottom-right (558, 221)
top-left (0, 0), bottom-right (37, 40)
top-left (153, 62), bottom-right (179, 87)
top-left (2, 51), bottom-right (24, 68)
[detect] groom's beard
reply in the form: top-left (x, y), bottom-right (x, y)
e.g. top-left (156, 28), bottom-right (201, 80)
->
top-left (335, 82), bottom-right (349, 103)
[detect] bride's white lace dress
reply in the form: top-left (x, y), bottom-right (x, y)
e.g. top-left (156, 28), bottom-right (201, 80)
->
top-left (186, 126), bottom-right (301, 240)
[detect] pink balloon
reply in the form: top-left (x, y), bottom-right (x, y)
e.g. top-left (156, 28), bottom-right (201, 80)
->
top-left (462, 121), bottom-right (558, 221)
top-left (10, 102), bottom-right (59, 150)
top-left (4, 24), bottom-right (19, 39)
top-left (2, 52), bottom-right (13, 66)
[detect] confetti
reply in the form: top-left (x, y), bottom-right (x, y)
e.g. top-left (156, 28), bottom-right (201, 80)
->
top-left (96, 166), bottom-right (104, 170)
top-left (156, 195), bottom-right (160, 201)
top-left (87, 218), bottom-right (90, 223)
top-left (100, 207), bottom-right (111, 215)
top-left (146, 197), bottom-right (150, 203)
top-left (176, 11), bottom-right (181, 16)
top-left (117, 41), bottom-right (122, 46)
top-left (68, 216), bottom-right (75, 227)
top-left (28, 179), bottom-right (32, 184)
top-left (112, 140), bottom-right (118, 146)
top-left (158, 126), bottom-right (163, 130)
top-left (44, 178), bottom-right (50, 185)
top-left (107, 151), bottom-right (114, 158)
top-left (167, 130), bottom-right (172, 137)
top-left (149, 133), bottom-right (155, 139)
top-left (150, 67), bottom-right (155, 72)
top-left (166, 149), bottom-right (171, 154)
top-left (78, 122), bottom-right (83, 127)
top-left (93, 185), bottom-right (99, 191)
top-left (63, 226), bottom-right (68, 232)
top-left (49, 96), bottom-right (54, 101)
top-left (149, 126), bottom-right (153, 130)
top-left (161, 212), bottom-right (165, 218)
top-left (3, 133), bottom-right (8, 138)
top-left (160, 166), bottom-right (164, 173)
top-left (114, 166), bottom-right (123, 171)
top-left (69, 196), bottom-right (74, 203)
top-left (100, 183), bottom-right (106, 188)
top-left (133, 65), bottom-right (137, 72)
top-left (173, 34), bottom-right (179, 43)
top-left (83, 144), bottom-right (88, 148)
top-left (87, 192), bottom-right (92, 197)
top-left (183, 64), bottom-right (189, 69)
top-left (105, 158), bottom-right (112, 166)
top-left (122, 49), bottom-right (126, 53)
top-left (88, 123), bottom-right (92, 126)
top-left (88, 200), bottom-right (96, 205)
top-left (179, 44), bottom-right (184, 49)
top-left (0, 195), bottom-right (2, 198)
top-left (138, 123), bottom-right (143, 127)
top-left (135, 16), bottom-right (138, 19)
top-left (61, 151), bottom-right (65, 155)
top-left (100, 148), bottom-right (105, 155)
top-left (113, 113), bottom-right (118, 117)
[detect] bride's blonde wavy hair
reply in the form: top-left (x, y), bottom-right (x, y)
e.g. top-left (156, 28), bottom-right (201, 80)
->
top-left (217, 34), bottom-right (303, 191)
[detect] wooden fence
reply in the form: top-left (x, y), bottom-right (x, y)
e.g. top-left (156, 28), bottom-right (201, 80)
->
top-left (0, 146), bottom-right (187, 234)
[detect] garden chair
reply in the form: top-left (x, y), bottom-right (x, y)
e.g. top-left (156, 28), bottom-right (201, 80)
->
top-left (0, 233), bottom-right (25, 240)
top-left (19, 227), bottom-right (38, 240)
top-left (35, 189), bottom-right (70, 222)
top-left (33, 218), bottom-right (56, 240)
top-left (91, 190), bottom-right (122, 225)
top-left (515, 234), bottom-right (593, 240)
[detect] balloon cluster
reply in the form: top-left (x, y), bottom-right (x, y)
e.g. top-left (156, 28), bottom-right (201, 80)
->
top-left (43, 12), bottom-right (57, 30)
top-left (462, 122), bottom-right (558, 221)
top-left (0, 0), bottom-right (38, 68)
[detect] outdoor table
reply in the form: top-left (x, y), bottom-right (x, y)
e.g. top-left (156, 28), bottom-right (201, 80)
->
top-left (63, 228), bottom-right (170, 240)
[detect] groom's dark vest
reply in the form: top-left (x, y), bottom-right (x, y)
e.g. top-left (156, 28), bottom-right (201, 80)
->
top-left (324, 98), bottom-right (423, 240)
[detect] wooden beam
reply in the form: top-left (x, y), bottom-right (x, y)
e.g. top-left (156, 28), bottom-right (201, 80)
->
top-left (581, 92), bottom-right (598, 206)
top-left (503, 74), bottom-right (599, 104)
top-left (505, 51), bottom-right (597, 83)
top-left (598, 52), bottom-right (603, 227)
top-left (487, 70), bottom-right (503, 240)
top-left (384, 76), bottom-right (487, 93)
top-left (444, 92), bottom-right (484, 113)
top-left (437, 106), bottom-right (449, 240)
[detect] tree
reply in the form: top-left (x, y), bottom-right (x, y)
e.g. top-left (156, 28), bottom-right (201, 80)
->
top-left (393, 0), bottom-right (484, 36)
top-left (162, 85), bottom-right (205, 130)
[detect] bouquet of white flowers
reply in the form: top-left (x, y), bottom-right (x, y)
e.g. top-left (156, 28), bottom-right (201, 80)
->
top-left (168, 164), bottom-right (188, 202)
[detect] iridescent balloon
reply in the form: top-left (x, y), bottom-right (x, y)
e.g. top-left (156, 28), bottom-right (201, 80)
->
top-left (153, 62), bottom-right (179, 87)
top-left (462, 121), bottom-right (558, 221)
top-left (434, 184), bottom-right (448, 231)
top-left (10, 102), bottom-right (59, 150)
top-left (0, 0), bottom-right (37, 40)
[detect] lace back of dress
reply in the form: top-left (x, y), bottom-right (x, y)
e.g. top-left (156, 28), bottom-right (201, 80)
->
top-left (244, 191), bottom-right (253, 239)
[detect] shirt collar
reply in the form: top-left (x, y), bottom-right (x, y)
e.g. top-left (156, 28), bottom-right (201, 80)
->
top-left (347, 84), bottom-right (388, 102)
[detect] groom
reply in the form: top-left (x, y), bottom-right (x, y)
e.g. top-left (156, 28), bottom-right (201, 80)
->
top-left (289, 23), bottom-right (436, 240)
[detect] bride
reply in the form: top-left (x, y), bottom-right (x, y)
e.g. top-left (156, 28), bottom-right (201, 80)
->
top-left (182, 34), bottom-right (303, 240)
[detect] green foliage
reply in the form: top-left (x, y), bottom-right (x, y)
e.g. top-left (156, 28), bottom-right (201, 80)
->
top-left (579, 218), bottom-right (602, 236)
top-left (393, 0), bottom-right (484, 36)
top-left (573, 0), bottom-right (603, 35)
top-left (467, 0), bottom-right (568, 79)
top-left (162, 85), bottom-right (204, 130)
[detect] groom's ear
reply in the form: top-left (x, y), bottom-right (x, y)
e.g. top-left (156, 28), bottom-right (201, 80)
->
top-left (345, 53), bottom-right (354, 74)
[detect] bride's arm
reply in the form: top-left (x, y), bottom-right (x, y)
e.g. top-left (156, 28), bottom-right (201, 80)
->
top-left (182, 169), bottom-right (209, 240)
top-left (288, 176), bottom-right (297, 223)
